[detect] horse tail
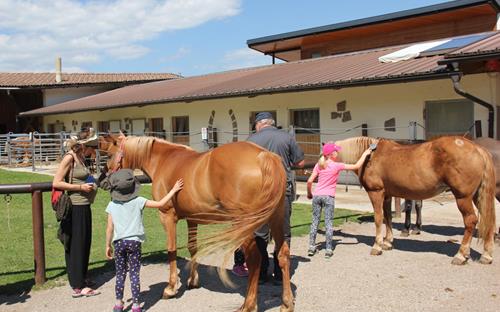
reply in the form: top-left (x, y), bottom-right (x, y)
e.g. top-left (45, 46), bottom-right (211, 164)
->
top-left (188, 150), bottom-right (286, 286)
top-left (474, 145), bottom-right (496, 243)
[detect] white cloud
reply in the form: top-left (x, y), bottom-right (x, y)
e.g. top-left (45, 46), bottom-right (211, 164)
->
top-left (160, 47), bottom-right (191, 62)
top-left (70, 53), bottom-right (100, 64)
top-left (0, 0), bottom-right (241, 72)
top-left (221, 48), bottom-right (273, 71)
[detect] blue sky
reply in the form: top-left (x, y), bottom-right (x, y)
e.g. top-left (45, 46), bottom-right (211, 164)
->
top-left (0, 0), bottom-right (447, 77)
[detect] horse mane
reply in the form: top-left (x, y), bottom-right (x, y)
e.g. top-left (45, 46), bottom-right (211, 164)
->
top-left (122, 136), bottom-right (154, 169)
top-left (336, 136), bottom-right (378, 163)
top-left (123, 136), bottom-right (194, 169)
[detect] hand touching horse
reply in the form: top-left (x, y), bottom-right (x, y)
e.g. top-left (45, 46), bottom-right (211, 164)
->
top-left (100, 134), bottom-right (294, 312)
top-left (336, 136), bottom-right (496, 265)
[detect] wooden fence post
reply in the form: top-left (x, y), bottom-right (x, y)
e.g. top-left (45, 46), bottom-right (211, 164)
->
top-left (32, 190), bottom-right (46, 285)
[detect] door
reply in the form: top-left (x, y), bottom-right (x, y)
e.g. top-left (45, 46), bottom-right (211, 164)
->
top-left (172, 116), bottom-right (189, 145)
top-left (425, 100), bottom-right (474, 139)
top-left (109, 120), bottom-right (121, 134)
top-left (290, 108), bottom-right (320, 178)
top-left (131, 119), bottom-right (146, 136)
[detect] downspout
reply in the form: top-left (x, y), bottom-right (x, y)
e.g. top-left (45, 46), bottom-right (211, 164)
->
top-left (449, 66), bottom-right (494, 138)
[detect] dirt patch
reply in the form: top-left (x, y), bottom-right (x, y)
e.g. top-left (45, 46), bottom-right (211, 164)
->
top-left (1, 202), bottom-right (499, 312)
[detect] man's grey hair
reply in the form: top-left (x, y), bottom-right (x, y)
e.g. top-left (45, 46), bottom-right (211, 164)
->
top-left (257, 118), bottom-right (275, 126)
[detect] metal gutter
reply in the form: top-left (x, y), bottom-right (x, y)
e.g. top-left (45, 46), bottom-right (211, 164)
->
top-left (449, 69), bottom-right (494, 137)
top-left (438, 51), bottom-right (500, 64)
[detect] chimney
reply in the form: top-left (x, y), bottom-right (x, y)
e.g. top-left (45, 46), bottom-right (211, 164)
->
top-left (55, 57), bottom-right (62, 83)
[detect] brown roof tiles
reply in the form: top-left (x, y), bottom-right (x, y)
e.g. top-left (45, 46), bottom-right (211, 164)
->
top-left (21, 45), bottom-right (448, 116)
top-left (0, 72), bottom-right (180, 88)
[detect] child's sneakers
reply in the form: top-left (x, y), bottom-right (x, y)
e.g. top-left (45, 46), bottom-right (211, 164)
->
top-left (112, 305), bottom-right (123, 312)
top-left (325, 249), bottom-right (333, 259)
top-left (307, 246), bottom-right (316, 257)
top-left (131, 306), bottom-right (141, 312)
top-left (231, 264), bottom-right (249, 277)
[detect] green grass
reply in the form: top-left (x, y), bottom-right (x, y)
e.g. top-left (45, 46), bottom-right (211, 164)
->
top-left (0, 168), bottom-right (369, 294)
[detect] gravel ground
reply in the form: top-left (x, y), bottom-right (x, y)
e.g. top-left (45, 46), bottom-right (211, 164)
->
top-left (1, 187), bottom-right (499, 312)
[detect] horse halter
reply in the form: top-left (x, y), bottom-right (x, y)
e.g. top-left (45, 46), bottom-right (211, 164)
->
top-left (110, 138), bottom-right (126, 173)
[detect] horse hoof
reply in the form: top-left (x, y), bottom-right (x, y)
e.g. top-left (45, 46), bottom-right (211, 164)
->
top-left (400, 231), bottom-right (409, 237)
top-left (237, 305), bottom-right (257, 312)
top-left (162, 288), bottom-right (178, 299)
top-left (479, 255), bottom-right (493, 264)
top-left (370, 248), bottom-right (383, 256)
top-left (451, 256), bottom-right (468, 265)
top-left (382, 243), bottom-right (393, 251)
top-left (280, 303), bottom-right (294, 312)
top-left (187, 277), bottom-right (200, 289)
top-left (411, 229), bottom-right (421, 235)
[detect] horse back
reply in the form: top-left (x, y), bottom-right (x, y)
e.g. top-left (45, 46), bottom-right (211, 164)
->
top-left (361, 136), bottom-right (486, 198)
top-left (158, 141), bottom-right (281, 219)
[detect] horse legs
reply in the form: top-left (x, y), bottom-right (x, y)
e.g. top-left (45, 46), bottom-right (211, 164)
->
top-left (382, 196), bottom-right (394, 250)
top-left (238, 237), bottom-right (260, 312)
top-left (411, 200), bottom-right (423, 235)
top-left (186, 221), bottom-right (200, 289)
top-left (159, 208), bottom-right (180, 298)
top-left (367, 190), bottom-right (384, 255)
top-left (452, 196), bottom-right (477, 265)
top-left (269, 213), bottom-right (294, 312)
top-left (401, 199), bottom-right (411, 237)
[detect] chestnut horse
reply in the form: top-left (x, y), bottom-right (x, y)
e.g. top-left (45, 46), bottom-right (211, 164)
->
top-left (402, 138), bottom-right (500, 240)
top-left (474, 137), bottom-right (500, 202)
top-left (335, 136), bottom-right (496, 265)
top-left (99, 134), bottom-right (294, 312)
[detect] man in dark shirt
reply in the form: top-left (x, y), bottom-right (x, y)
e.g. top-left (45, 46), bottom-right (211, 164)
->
top-left (249, 111), bottom-right (305, 283)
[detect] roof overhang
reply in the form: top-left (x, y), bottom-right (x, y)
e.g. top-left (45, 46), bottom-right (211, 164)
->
top-left (248, 0), bottom-right (500, 61)
top-left (20, 71), bottom-right (452, 117)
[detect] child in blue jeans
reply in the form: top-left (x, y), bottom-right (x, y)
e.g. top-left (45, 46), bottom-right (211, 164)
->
top-left (105, 169), bottom-right (183, 312)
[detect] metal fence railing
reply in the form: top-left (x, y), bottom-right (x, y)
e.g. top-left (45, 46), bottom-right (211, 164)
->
top-left (0, 122), bottom-right (424, 172)
top-left (0, 132), bottom-right (71, 170)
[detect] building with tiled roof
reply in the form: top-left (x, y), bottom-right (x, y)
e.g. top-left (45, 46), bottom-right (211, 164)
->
top-left (21, 0), bottom-right (500, 173)
top-left (0, 61), bottom-right (180, 133)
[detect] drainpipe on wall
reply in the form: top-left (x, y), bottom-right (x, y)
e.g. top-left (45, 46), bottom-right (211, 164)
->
top-left (449, 69), bottom-right (494, 138)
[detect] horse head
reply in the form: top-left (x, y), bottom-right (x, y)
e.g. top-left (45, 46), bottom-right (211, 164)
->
top-left (99, 132), bottom-right (127, 172)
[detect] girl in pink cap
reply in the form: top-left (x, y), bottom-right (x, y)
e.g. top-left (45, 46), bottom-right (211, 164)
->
top-left (306, 142), bottom-right (371, 258)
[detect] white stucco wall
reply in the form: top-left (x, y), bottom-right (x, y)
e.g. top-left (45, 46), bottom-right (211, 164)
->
top-left (42, 73), bottom-right (498, 152)
top-left (43, 86), bottom-right (111, 106)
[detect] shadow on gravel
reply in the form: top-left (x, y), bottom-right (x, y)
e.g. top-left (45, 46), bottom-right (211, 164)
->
top-left (391, 221), bottom-right (466, 236)
top-left (336, 226), bottom-right (482, 260)
top-left (0, 260), bottom-right (114, 306)
top-left (140, 254), bottom-right (308, 311)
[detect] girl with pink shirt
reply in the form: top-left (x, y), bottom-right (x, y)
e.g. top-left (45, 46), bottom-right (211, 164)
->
top-left (306, 142), bottom-right (371, 258)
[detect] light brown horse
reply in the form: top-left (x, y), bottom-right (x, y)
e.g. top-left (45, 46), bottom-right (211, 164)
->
top-left (335, 136), bottom-right (496, 265)
top-left (474, 137), bottom-right (500, 202)
top-left (99, 134), bottom-right (294, 312)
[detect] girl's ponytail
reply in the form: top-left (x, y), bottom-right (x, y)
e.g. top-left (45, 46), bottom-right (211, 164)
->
top-left (318, 154), bottom-right (327, 170)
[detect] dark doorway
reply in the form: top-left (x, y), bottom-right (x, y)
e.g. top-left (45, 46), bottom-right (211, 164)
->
top-left (0, 89), bottom-right (43, 133)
